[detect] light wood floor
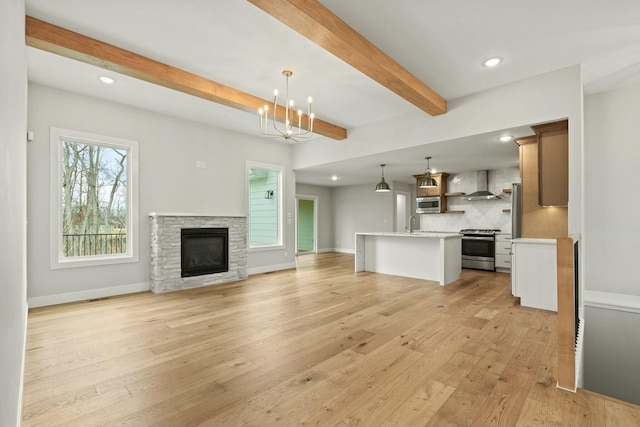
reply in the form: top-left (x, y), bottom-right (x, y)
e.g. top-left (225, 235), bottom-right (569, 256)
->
top-left (23, 253), bottom-right (640, 426)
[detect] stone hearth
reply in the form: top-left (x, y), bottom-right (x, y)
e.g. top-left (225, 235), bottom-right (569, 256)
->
top-left (149, 213), bottom-right (247, 293)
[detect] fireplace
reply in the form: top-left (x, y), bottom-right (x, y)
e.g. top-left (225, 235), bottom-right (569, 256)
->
top-left (149, 214), bottom-right (246, 293)
top-left (181, 228), bottom-right (229, 277)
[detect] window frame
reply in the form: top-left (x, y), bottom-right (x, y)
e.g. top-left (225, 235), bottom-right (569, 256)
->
top-left (49, 127), bottom-right (139, 269)
top-left (246, 161), bottom-right (284, 251)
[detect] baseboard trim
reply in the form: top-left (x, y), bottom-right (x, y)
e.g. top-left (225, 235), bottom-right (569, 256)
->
top-left (18, 300), bottom-right (28, 426)
top-left (331, 248), bottom-right (355, 254)
top-left (28, 282), bottom-right (151, 308)
top-left (248, 262), bottom-right (297, 276)
top-left (584, 290), bottom-right (640, 314)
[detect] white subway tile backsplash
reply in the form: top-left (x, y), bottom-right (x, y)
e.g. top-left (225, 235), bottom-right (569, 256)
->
top-left (421, 168), bottom-right (519, 232)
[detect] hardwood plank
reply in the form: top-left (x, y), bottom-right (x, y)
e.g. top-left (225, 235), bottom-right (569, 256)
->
top-left (21, 253), bottom-right (640, 426)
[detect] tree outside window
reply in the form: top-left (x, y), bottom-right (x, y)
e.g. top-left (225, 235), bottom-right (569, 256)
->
top-left (50, 128), bottom-right (138, 268)
top-left (61, 140), bottom-right (128, 257)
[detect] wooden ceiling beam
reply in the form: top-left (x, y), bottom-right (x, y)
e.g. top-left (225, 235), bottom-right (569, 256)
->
top-left (25, 16), bottom-right (347, 141)
top-left (247, 0), bottom-right (447, 116)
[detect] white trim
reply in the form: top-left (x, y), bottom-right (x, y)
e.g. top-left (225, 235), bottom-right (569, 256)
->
top-left (395, 190), bottom-right (411, 233)
top-left (246, 160), bottom-right (285, 249)
top-left (149, 212), bottom-right (246, 218)
top-left (333, 248), bottom-right (356, 254)
top-left (49, 127), bottom-right (139, 269)
top-left (317, 248), bottom-right (337, 253)
top-left (17, 301), bottom-right (28, 426)
top-left (295, 194), bottom-right (318, 254)
top-left (584, 290), bottom-right (640, 314)
top-left (28, 282), bottom-right (150, 308)
top-left (248, 262), bottom-right (296, 275)
top-left (248, 245), bottom-right (285, 253)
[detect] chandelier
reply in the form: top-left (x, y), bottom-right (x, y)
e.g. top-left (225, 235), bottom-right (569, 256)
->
top-left (258, 70), bottom-right (315, 142)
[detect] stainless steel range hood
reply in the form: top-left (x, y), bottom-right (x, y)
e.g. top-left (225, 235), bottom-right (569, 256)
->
top-left (462, 170), bottom-right (502, 200)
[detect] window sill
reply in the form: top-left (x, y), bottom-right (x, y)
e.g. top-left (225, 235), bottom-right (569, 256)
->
top-left (248, 245), bottom-right (284, 253)
top-left (50, 253), bottom-right (138, 270)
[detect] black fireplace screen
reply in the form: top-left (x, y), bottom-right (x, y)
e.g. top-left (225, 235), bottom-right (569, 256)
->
top-left (181, 228), bottom-right (229, 278)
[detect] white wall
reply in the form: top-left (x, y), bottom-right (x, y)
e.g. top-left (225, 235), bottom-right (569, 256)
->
top-left (581, 82), bottom-right (640, 405)
top-left (332, 183), bottom-right (395, 252)
top-left (584, 83), bottom-right (640, 296)
top-left (295, 183), bottom-right (334, 252)
top-left (27, 83), bottom-right (296, 305)
top-left (0, 0), bottom-right (28, 425)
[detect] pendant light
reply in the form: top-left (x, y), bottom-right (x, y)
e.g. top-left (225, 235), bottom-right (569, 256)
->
top-left (419, 156), bottom-right (437, 188)
top-left (375, 164), bottom-right (391, 192)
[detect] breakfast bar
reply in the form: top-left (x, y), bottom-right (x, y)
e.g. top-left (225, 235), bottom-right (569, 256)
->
top-left (355, 232), bottom-right (462, 285)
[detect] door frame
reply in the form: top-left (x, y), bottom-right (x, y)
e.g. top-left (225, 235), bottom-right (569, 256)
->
top-left (395, 190), bottom-right (411, 232)
top-left (295, 194), bottom-right (318, 255)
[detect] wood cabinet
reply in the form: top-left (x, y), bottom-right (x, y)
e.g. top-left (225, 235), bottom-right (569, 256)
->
top-left (414, 172), bottom-right (449, 213)
top-left (531, 120), bottom-right (568, 207)
top-left (414, 172), bottom-right (448, 197)
top-left (515, 128), bottom-right (568, 239)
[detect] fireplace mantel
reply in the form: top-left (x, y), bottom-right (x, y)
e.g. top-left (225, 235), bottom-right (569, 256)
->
top-left (149, 214), bottom-right (247, 293)
top-left (149, 212), bottom-right (246, 218)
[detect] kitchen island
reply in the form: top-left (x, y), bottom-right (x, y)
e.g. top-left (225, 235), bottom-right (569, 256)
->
top-left (355, 232), bottom-right (462, 285)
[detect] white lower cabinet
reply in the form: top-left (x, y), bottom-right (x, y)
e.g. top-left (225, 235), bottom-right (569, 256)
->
top-left (495, 234), bottom-right (512, 272)
top-left (511, 238), bottom-right (557, 312)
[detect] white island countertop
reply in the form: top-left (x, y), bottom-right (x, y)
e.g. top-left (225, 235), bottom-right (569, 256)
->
top-left (355, 232), bottom-right (462, 286)
top-left (356, 231), bottom-right (462, 239)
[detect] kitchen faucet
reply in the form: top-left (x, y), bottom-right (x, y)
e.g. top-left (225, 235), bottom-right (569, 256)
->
top-left (409, 215), bottom-right (417, 234)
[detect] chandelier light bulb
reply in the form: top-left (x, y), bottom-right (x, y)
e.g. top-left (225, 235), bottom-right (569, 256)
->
top-left (263, 105), bottom-right (269, 112)
top-left (308, 96), bottom-right (313, 103)
top-left (289, 99), bottom-right (295, 107)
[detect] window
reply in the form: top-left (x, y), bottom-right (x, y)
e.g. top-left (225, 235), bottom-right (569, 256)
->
top-left (247, 162), bottom-right (283, 249)
top-left (50, 127), bottom-right (138, 268)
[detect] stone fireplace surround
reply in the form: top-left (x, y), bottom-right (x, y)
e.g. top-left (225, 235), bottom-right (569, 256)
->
top-left (149, 213), bottom-right (247, 293)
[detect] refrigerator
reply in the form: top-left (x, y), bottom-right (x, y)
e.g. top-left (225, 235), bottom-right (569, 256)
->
top-left (510, 183), bottom-right (522, 295)
top-left (511, 183), bottom-right (522, 238)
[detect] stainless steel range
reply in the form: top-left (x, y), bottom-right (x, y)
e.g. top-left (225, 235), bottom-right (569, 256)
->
top-left (460, 229), bottom-right (500, 271)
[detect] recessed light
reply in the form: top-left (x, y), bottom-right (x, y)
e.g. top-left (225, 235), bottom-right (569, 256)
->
top-left (331, 175), bottom-right (338, 181)
top-left (98, 75), bottom-right (116, 84)
top-left (483, 57), bottom-right (503, 68)
top-left (499, 135), bottom-right (513, 142)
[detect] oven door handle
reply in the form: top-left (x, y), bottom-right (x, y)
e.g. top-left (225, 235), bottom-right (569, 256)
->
top-left (461, 236), bottom-right (494, 241)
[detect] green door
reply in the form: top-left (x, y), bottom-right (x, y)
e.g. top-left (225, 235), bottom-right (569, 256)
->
top-left (297, 198), bottom-right (315, 253)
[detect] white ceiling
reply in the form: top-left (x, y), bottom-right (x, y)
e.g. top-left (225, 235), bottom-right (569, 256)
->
top-left (25, 0), bottom-right (640, 186)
